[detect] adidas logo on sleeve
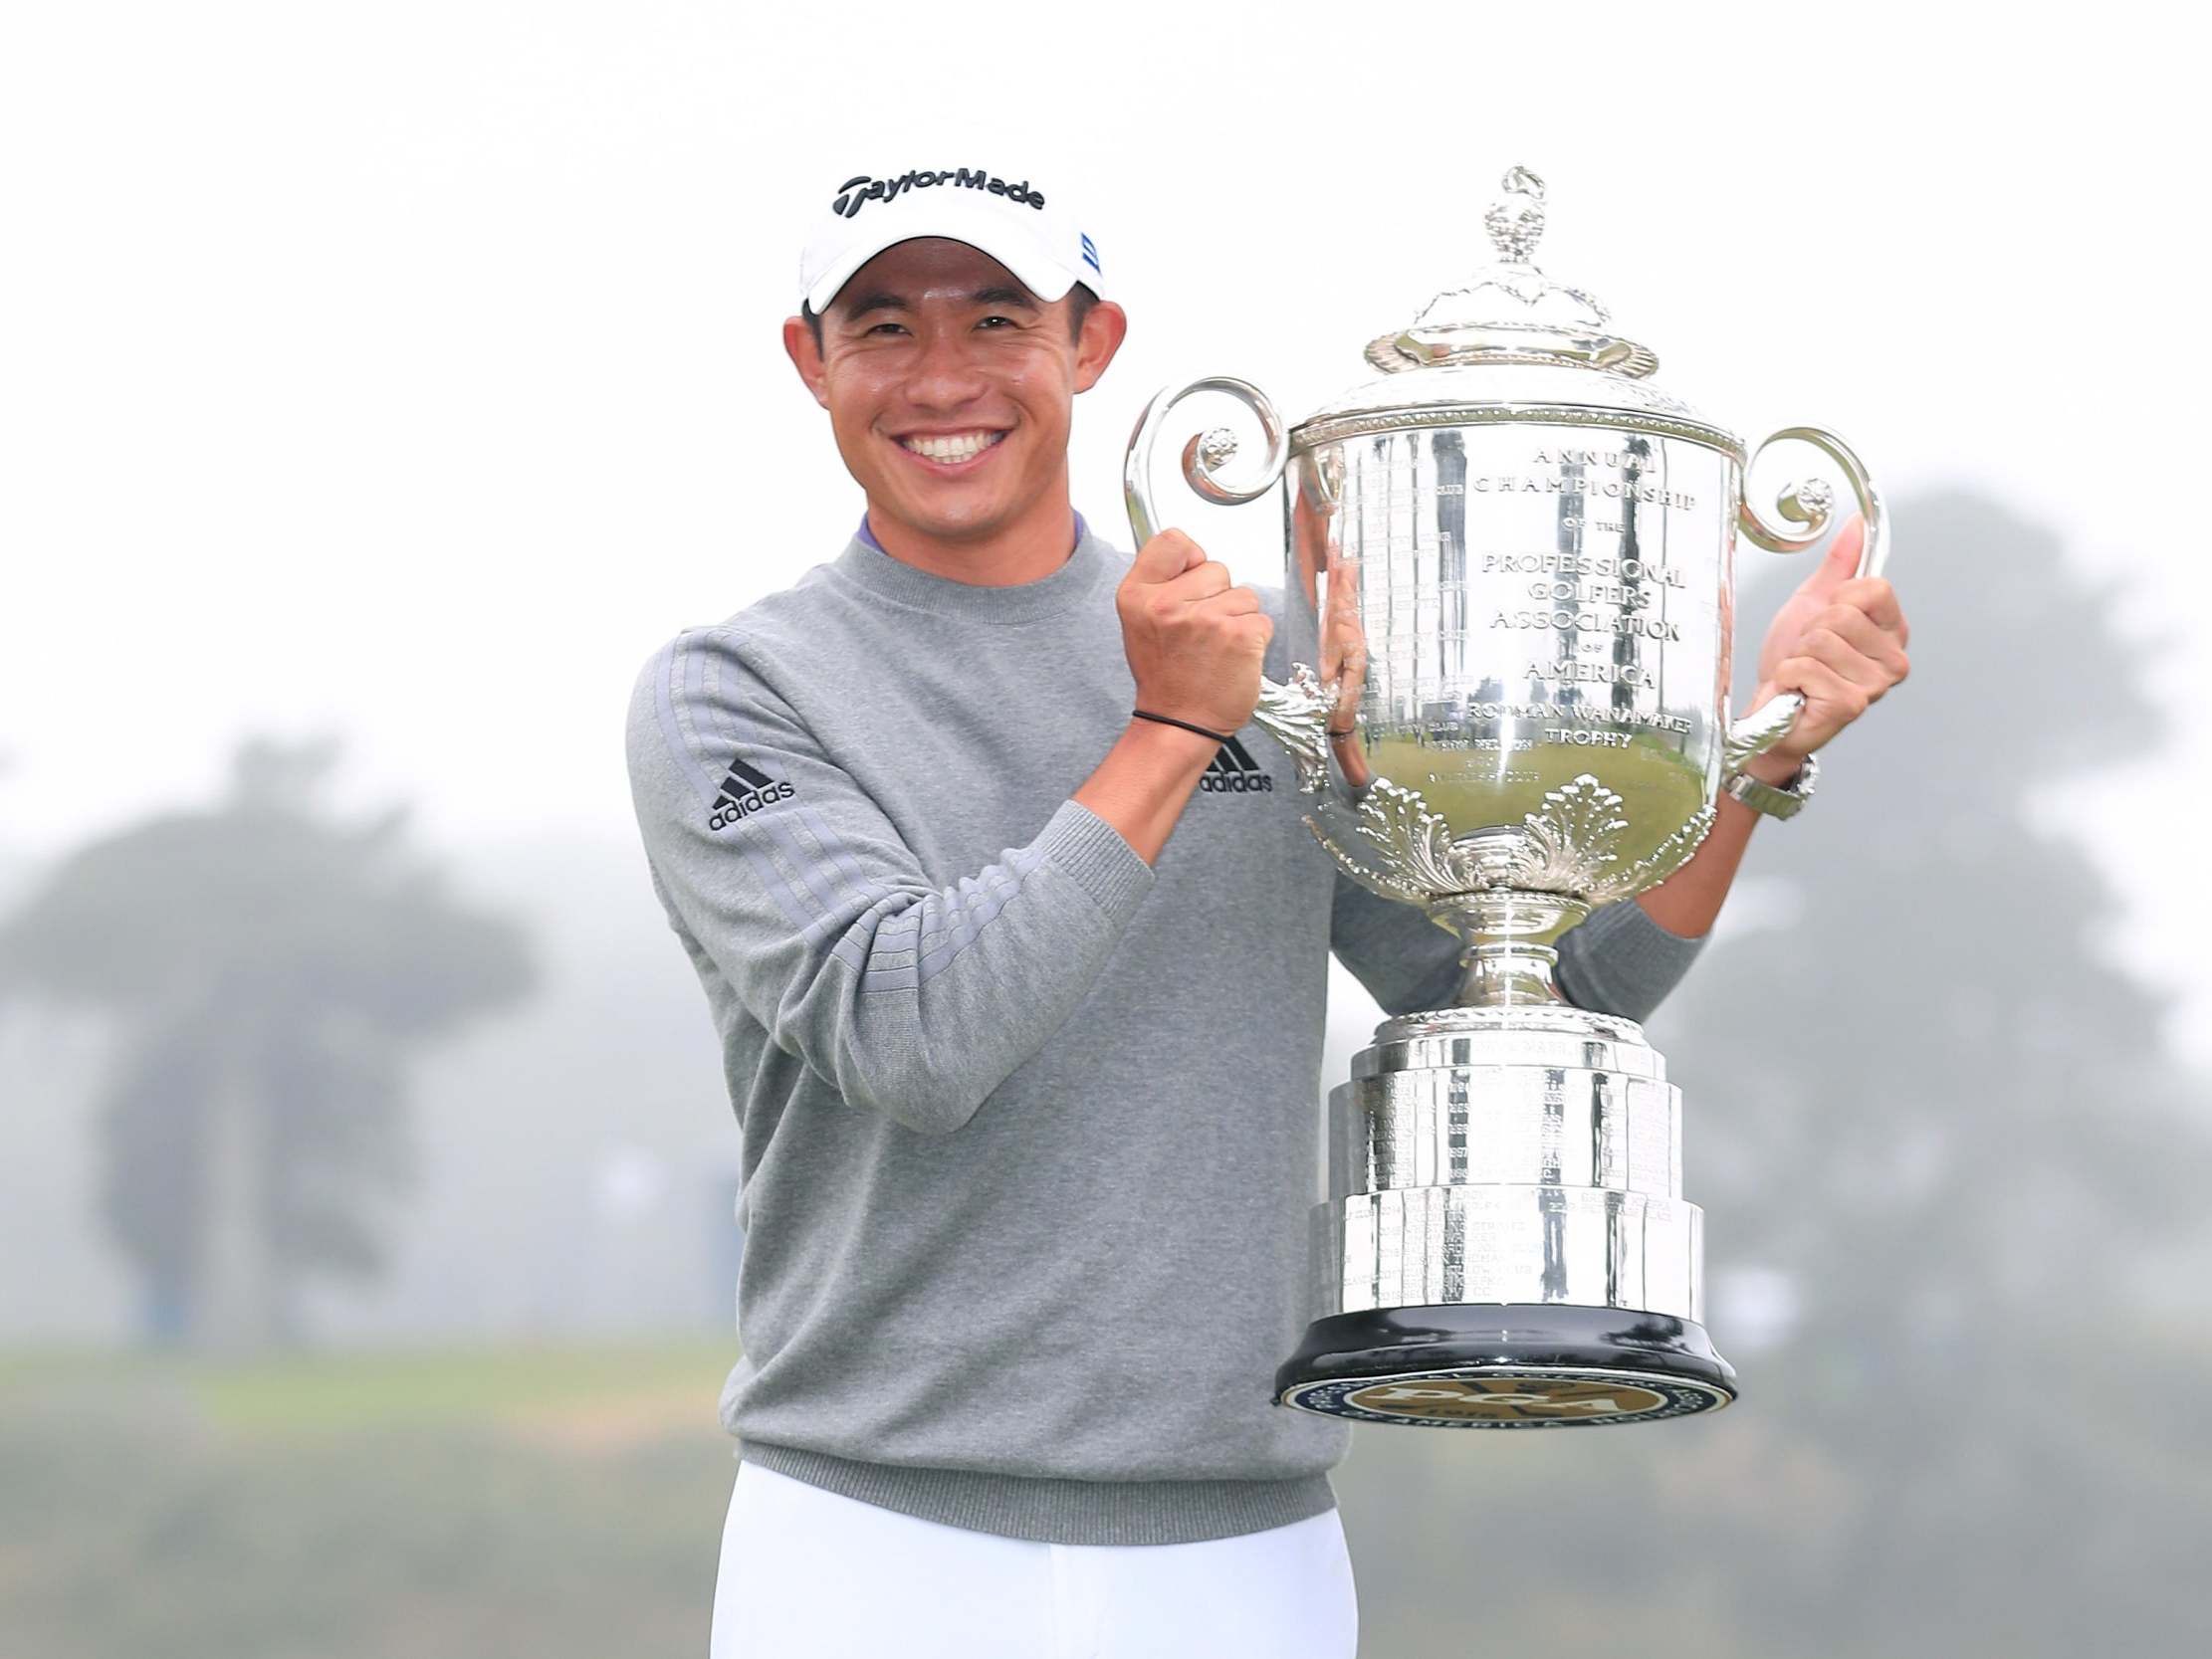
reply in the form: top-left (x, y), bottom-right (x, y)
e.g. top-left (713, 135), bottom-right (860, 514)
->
top-left (708, 754), bottom-right (795, 830)
top-left (1199, 735), bottom-right (1275, 795)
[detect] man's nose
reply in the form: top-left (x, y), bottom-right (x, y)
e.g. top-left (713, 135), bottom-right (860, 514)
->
top-left (902, 329), bottom-right (992, 410)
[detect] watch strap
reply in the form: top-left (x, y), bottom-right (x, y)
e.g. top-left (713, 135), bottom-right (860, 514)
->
top-left (1722, 750), bottom-right (1820, 819)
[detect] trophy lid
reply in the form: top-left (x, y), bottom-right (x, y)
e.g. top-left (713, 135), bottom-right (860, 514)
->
top-left (1364, 166), bottom-right (1660, 377)
top-left (1292, 165), bottom-right (1737, 457)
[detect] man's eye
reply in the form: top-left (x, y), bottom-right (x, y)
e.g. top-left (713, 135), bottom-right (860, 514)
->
top-left (865, 322), bottom-right (908, 336)
top-left (977, 314), bottom-right (1016, 328)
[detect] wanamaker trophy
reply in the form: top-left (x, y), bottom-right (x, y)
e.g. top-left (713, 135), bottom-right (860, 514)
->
top-left (1125, 166), bottom-right (1891, 1427)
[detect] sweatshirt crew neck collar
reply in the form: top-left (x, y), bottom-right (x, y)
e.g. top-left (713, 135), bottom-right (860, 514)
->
top-left (832, 511), bottom-right (1104, 623)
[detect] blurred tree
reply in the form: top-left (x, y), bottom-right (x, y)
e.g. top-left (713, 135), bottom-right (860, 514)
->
top-left (0, 736), bottom-right (535, 1351)
top-left (1337, 488), bottom-right (2212, 1656)
top-left (1649, 487), bottom-right (2212, 1654)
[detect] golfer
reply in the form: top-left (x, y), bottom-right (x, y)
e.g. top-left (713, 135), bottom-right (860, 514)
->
top-left (624, 162), bottom-right (1908, 1658)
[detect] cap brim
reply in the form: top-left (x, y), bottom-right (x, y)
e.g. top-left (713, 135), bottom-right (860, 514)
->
top-left (802, 198), bottom-right (1079, 314)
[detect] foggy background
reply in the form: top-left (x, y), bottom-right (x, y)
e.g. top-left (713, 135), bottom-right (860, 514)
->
top-left (5, 4), bottom-right (2205, 1655)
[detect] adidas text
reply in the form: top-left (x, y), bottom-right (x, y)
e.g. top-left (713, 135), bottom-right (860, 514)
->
top-left (1199, 770), bottom-right (1274, 794)
top-left (709, 779), bottom-right (793, 829)
top-left (1201, 735), bottom-right (1273, 795)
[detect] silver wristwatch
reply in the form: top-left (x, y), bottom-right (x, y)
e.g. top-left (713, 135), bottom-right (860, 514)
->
top-left (1721, 751), bottom-right (1820, 820)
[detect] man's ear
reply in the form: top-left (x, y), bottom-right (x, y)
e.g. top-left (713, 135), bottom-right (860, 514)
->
top-left (1071, 300), bottom-right (1128, 394)
top-left (783, 315), bottom-right (831, 409)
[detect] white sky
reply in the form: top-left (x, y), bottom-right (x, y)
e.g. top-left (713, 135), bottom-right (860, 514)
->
top-left (3, 3), bottom-right (2203, 1045)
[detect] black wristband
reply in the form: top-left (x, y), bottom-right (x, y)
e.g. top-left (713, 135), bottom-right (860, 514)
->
top-left (1131, 709), bottom-right (1234, 745)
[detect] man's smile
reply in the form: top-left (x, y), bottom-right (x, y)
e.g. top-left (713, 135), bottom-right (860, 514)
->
top-left (895, 428), bottom-right (1008, 469)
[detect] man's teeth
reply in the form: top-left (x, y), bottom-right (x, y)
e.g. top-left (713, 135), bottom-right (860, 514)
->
top-left (901, 431), bottom-right (1003, 463)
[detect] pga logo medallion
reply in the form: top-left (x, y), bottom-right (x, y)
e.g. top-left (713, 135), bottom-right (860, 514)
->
top-left (1282, 1370), bottom-right (1726, 1427)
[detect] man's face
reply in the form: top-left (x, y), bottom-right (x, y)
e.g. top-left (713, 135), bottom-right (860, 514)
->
top-left (783, 238), bottom-right (1125, 545)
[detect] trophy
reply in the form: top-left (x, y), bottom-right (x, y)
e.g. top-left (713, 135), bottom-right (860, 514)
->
top-left (1125, 166), bottom-right (1889, 1427)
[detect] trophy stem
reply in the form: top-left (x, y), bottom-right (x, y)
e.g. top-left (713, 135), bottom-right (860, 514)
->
top-left (1432, 890), bottom-right (1592, 1010)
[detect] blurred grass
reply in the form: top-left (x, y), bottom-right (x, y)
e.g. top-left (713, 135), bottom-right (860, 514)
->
top-left (4, 1339), bottom-right (735, 1433)
top-left (8, 1335), bottom-right (2209, 1658)
top-left (0, 1340), bottom-right (742, 1659)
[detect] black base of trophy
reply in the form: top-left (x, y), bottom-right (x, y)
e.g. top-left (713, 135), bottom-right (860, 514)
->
top-left (1274, 1304), bottom-right (1738, 1427)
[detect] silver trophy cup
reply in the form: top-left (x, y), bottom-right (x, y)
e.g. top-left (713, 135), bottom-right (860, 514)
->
top-left (1126, 166), bottom-right (1889, 1427)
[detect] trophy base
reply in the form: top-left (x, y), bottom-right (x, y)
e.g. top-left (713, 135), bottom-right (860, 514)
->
top-left (1274, 1304), bottom-right (1737, 1427)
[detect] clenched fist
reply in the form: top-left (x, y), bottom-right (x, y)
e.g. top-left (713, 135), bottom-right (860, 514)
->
top-left (1746, 513), bottom-right (1909, 772)
top-left (1116, 529), bottom-right (1272, 735)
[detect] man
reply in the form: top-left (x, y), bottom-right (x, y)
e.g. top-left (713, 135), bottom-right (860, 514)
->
top-left (625, 163), bottom-right (1909, 1658)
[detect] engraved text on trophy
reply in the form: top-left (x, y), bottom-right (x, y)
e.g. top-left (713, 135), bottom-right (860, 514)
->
top-left (1309, 427), bottom-right (1731, 878)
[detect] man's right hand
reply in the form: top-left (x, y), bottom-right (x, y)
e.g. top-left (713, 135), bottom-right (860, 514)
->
top-left (1114, 529), bottom-right (1272, 734)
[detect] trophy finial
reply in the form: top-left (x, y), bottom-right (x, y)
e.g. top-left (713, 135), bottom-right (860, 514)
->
top-left (1366, 166), bottom-right (1656, 378)
top-left (1483, 166), bottom-right (1548, 265)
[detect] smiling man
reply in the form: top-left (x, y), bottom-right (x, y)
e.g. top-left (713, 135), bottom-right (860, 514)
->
top-left (625, 163), bottom-right (1908, 1658)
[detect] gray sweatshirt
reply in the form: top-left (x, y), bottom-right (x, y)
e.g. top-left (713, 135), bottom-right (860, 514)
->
top-left (624, 520), bottom-right (1706, 1546)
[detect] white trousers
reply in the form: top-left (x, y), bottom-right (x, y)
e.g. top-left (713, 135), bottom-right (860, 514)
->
top-left (709, 1460), bottom-right (1359, 1659)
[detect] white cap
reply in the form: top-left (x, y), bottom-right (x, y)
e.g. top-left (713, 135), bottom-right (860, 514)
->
top-left (798, 164), bottom-right (1104, 313)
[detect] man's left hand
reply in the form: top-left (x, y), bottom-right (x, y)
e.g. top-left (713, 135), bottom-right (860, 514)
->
top-left (1743, 513), bottom-right (1910, 781)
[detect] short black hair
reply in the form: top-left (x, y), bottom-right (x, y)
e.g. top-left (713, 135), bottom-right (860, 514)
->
top-left (803, 281), bottom-right (1098, 348)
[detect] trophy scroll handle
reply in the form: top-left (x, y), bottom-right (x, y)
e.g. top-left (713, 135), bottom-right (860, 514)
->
top-left (1124, 377), bottom-right (1339, 793)
top-left (1723, 425), bottom-right (1891, 770)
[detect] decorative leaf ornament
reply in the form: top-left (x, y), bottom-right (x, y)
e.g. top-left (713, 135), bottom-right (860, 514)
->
top-left (1508, 776), bottom-right (1629, 895)
top-left (1304, 771), bottom-right (1717, 910)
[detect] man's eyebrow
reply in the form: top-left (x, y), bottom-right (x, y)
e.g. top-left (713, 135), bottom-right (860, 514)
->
top-left (838, 292), bottom-right (910, 320)
top-left (835, 285), bottom-right (1037, 322)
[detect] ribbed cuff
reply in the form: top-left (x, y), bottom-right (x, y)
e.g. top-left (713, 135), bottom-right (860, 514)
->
top-left (1039, 799), bottom-right (1154, 926)
top-left (739, 1441), bottom-right (1338, 1547)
